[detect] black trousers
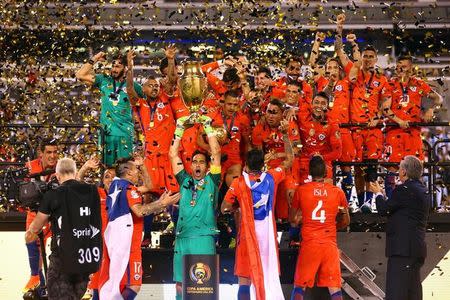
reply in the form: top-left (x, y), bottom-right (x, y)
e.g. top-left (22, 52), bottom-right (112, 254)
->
top-left (47, 253), bottom-right (89, 300)
top-left (386, 256), bottom-right (425, 300)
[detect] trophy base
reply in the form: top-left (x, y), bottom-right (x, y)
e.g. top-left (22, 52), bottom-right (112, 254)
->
top-left (183, 112), bottom-right (200, 128)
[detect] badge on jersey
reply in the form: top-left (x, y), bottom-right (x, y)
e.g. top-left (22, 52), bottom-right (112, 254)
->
top-left (335, 85), bottom-right (343, 91)
top-left (157, 102), bottom-right (165, 109)
top-left (318, 133), bottom-right (326, 141)
top-left (373, 81), bottom-right (380, 87)
top-left (130, 190), bottom-right (140, 199)
top-left (410, 86), bottom-right (417, 92)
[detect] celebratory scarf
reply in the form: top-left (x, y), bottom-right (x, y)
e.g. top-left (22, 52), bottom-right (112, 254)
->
top-left (98, 178), bottom-right (134, 300)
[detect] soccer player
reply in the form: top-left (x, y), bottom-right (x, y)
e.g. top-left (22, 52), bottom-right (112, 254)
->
top-left (272, 56), bottom-right (313, 109)
top-left (169, 115), bottom-right (221, 300)
top-left (197, 90), bottom-right (251, 188)
top-left (221, 140), bottom-right (293, 299)
top-left (345, 45), bottom-right (392, 203)
top-left (252, 99), bottom-right (301, 221)
top-left (75, 51), bottom-right (144, 166)
top-left (289, 155), bottom-right (350, 300)
top-left (23, 139), bottom-right (58, 294)
top-left (384, 55), bottom-right (443, 198)
top-left (126, 49), bottom-right (178, 194)
top-left (310, 30), bottom-right (355, 200)
top-left (298, 92), bottom-right (342, 184)
top-left (98, 158), bottom-right (180, 300)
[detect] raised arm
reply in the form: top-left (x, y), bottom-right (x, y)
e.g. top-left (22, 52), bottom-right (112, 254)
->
top-left (334, 14), bottom-right (350, 67)
top-left (126, 49), bottom-right (139, 106)
top-left (279, 120), bottom-right (293, 170)
top-left (76, 51), bottom-right (106, 86)
top-left (130, 191), bottom-right (180, 218)
top-left (169, 116), bottom-right (189, 175)
top-left (346, 33), bottom-right (360, 62)
top-left (309, 32), bottom-right (326, 70)
top-left (200, 116), bottom-right (221, 168)
top-left (348, 59), bottom-right (361, 84)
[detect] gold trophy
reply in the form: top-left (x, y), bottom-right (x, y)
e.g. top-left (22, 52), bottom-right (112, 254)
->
top-left (179, 61), bottom-right (208, 125)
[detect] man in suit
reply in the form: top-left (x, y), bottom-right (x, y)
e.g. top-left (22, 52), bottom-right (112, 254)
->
top-left (369, 155), bottom-right (430, 300)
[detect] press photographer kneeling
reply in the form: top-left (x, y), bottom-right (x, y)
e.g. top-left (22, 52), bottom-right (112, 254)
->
top-left (26, 158), bottom-right (102, 300)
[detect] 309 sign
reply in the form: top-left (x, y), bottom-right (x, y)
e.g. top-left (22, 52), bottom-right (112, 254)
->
top-left (78, 247), bottom-right (101, 264)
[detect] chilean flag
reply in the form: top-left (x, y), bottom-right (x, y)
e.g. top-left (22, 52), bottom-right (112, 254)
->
top-left (238, 172), bottom-right (285, 300)
top-left (98, 178), bottom-right (134, 300)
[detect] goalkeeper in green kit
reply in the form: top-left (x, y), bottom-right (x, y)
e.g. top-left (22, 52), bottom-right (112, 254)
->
top-left (168, 115), bottom-right (221, 300)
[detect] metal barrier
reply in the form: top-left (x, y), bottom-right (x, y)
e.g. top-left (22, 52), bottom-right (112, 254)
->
top-left (333, 122), bottom-right (450, 209)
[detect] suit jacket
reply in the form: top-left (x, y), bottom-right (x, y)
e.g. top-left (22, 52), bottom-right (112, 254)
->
top-left (375, 179), bottom-right (430, 258)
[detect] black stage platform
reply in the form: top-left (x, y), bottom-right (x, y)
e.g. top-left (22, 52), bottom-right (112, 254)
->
top-left (2, 212), bottom-right (450, 299)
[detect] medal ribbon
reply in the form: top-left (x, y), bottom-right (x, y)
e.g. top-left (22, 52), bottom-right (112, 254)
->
top-left (112, 80), bottom-right (125, 97)
top-left (221, 111), bottom-right (236, 140)
top-left (363, 71), bottom-right (374, 95)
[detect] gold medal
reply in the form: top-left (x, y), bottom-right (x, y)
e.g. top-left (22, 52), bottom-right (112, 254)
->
top-left (365, 92), bottom-right (370, 98)
top-left (150, 121), bottom-right (154, 128)
top-left (190, 200), bottom-right (196, 207)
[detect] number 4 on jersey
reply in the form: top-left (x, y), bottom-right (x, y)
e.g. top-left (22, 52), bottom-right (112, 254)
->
top-left (312, 200), bottom-right (326, 223)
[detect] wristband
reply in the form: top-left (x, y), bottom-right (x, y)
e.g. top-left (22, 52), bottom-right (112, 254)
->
top-left (174, 126), bottom-right (185, 139)
top-left (204, 125), bottom-right (215, 137)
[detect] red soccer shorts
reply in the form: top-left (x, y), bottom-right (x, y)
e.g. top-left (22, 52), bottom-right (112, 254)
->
top-left (120, 249), bottom-right (143, 287)
top-left (385, 128), bottom-right (423, 163)
top-left (297, 158), bottom-right (333, 185)
top-left (144, 154), bottom-right (179, 194)
top-left (339, 129), bottom-right (356, 162)
top-left (351, 128), bottom-right (383, 161)
top-left (294, 241), bottom-right (341, 288)
top-left (275, 175), bottom-right (298, 220)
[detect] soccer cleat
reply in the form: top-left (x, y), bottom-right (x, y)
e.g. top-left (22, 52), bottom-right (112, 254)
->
top-left (22, 274), bottom-right (40, 293)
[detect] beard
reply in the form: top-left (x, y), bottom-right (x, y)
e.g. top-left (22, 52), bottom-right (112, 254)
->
top-left (112, 69), bottom-right (125, 80)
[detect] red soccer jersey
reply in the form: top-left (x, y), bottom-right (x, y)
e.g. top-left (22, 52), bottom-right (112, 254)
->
top-left (252, 121), bottom-right (300, 169)
top-left (345, 62), bottom-right (391, 123)
top-left (389, 77), bottom-right (431, 122)
top-left (134, 94), bottom-right (176, 155)
top-left (315, 76), bottom-right (351, 124)
top-left (298, 115), bottom-right (342, 162)
top-left (126, 185), bottom-right (144, 250)
top-left (209, 110), bottom-right (250, 158)
top-left (292, 181), bottom-right (348, 243)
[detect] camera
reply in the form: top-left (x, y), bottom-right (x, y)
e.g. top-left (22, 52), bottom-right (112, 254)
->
top-left (0, 167), bottom-right (58, 211)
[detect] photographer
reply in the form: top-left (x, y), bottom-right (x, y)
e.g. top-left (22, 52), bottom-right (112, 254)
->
top-left (26, 158), bottom-right (102, 300)
top-left (23, 139), bottom-right (58, 294)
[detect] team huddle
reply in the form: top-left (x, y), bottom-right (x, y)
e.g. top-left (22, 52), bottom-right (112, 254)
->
top-left (22, 12), bottom-right (442, 300)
